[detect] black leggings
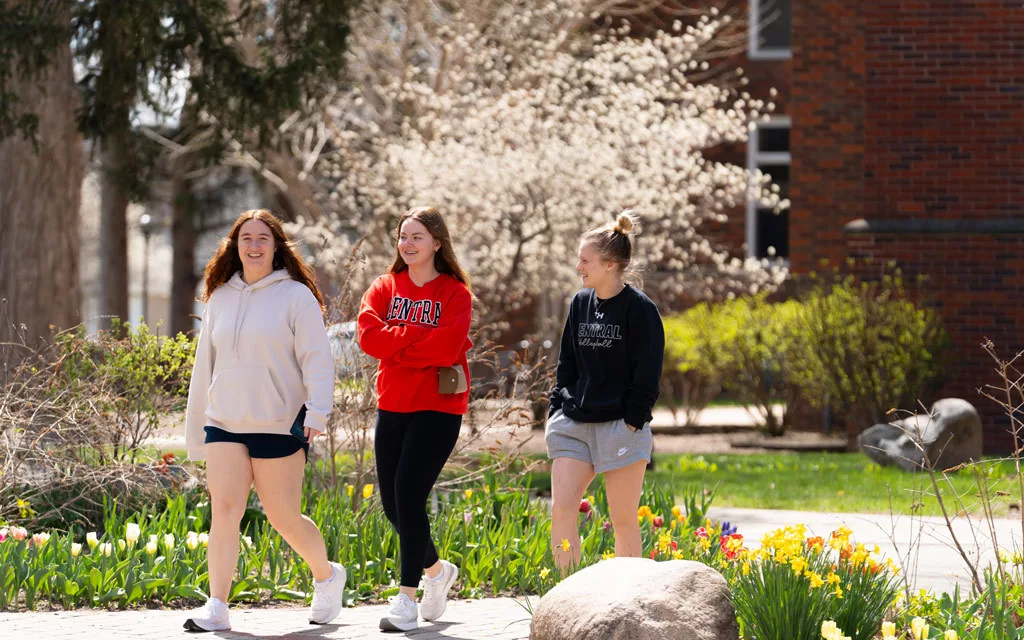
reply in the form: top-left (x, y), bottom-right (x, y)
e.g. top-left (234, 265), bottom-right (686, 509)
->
top-left (375, 409), bottom-right (462, 588)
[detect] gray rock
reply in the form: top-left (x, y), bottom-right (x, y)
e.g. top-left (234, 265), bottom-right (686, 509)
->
top-left (858, 398), bottom-right (982, 471)
top-left (530, 558), bottom-right (738, 640)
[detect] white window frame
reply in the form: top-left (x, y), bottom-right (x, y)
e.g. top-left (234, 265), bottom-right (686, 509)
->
top-left (749, 0), bottom-right (792, 61)
top-left (746, 116), bottom-right (792, 261)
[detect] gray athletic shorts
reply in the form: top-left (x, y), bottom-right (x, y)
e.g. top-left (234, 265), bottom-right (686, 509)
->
top-left (545, 409), bottom-right (653, 473)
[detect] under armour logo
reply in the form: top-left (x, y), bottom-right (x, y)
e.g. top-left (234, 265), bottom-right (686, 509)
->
top-left (617, 447), bottom-right (628, 456)
top-left (596, 312), bottom-right (604, 319)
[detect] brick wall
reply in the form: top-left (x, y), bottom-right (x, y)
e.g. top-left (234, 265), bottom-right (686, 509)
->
top-left (790, 1), bottom-right (1024, 451)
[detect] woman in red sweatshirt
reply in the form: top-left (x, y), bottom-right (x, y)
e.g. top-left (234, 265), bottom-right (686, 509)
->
top-left (357, 206), bottom-right (472, 632)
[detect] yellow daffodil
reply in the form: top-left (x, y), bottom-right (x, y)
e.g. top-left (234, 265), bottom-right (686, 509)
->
top-left (560, 538), bottom-right (571, 552)
top-left (464, 489), bottom-right (473, 499)
top-left (601, 551), bottom-right (616, 561)
top-left (345, 484), bottom-right (354, 498)
top-left (539, 568), bottom-right (550, 579)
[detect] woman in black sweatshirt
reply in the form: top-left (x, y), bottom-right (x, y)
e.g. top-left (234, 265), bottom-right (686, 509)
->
top-left (546, 210), bottom-right (665, 571)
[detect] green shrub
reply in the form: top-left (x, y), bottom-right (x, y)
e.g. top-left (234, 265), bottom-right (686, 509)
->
top-left (665, 295), bottom-right (801, 436)
top-left (1, 321), bottom-right (196, 529)
top-left (788, 270), bottom-right (951, 430)
top-left (663, 269), bottom-right (951, 435)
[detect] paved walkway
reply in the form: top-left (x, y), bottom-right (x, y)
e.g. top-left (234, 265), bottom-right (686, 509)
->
top-left (5, 507), bottom-right (1019, 638)
top-left (0, 597), bottom-right (536, 639)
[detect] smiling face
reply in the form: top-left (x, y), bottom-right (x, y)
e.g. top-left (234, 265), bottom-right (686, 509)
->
top-left (576, 241), bottom-right (616, 290)
top-left (237, 219), bottom-right (275, 277)
top-left (398, 218), bottom-right (441, 269)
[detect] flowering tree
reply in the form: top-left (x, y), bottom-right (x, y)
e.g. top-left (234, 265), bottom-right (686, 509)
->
top-left (281, 0), bottom-right (787, 334)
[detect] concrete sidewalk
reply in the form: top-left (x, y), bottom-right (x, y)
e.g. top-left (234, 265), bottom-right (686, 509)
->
top-left (0, 597), bottom-right (536, 639)
top-left (711, 506), bottom-right (1023, 593)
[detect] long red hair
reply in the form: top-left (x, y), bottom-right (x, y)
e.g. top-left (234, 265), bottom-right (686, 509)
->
top-left (388, 206), bottom-right (471, 288)
top-left (202, 209), bottom-right (325, 312)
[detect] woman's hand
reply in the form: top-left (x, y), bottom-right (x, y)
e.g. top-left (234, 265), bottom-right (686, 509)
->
top-left (304, 427), bottom-right (323, 441)
top-left (626, 423), bottom-right (640, 433)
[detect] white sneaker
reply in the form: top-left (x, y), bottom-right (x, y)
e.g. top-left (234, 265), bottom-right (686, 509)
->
top-left (420, 560), bottom-right (459, 621)
top-left (379, 593), bottom-right (418, 632)
top-left (183, 597), bottom-right (231, 632)
top-left (309, 562), bottom-right (347, 624)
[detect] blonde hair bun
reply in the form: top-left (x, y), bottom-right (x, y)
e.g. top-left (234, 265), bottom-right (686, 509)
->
top-left (613, 209), bottom-right (638, 235)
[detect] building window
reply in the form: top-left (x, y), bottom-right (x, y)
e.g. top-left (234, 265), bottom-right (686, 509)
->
top-left (749, 0), bottom-right (792, 60)
top-left (746, 117), bottom-right (791, 260)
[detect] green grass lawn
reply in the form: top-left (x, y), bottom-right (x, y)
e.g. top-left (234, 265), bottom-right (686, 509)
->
top-left (646, 453), bottom-right (1024, 517)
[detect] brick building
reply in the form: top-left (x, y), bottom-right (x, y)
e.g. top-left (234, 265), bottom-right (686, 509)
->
top-left (730, 0), bottom-right (1024, 451)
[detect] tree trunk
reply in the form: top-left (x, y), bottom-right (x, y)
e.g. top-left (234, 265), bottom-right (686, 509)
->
top-left (169, 153), bottom-right (199, 337)
top-left (0, 23), bottom-right (83, 347)
top-left (98, 122), bottom-right (130, 328)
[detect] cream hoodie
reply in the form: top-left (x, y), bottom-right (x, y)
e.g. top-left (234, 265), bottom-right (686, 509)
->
top-left (185, 270), bottom-right (334, 460)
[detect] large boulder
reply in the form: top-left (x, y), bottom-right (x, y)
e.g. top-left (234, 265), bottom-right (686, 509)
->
top-left (858, 398), bottom-right (982, 472)
top-left (530, 558), bottom-right (738, 640)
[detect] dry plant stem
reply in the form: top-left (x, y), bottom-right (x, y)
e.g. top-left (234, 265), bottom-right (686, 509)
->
top-left (922, 438), bottom-right (984, 593)
top-left (978, 340), bottom-right (1024, 556)
top-left (886, 486), bottom-right (917, 604)
top-left (972, 464), bottom-right (1007, 586)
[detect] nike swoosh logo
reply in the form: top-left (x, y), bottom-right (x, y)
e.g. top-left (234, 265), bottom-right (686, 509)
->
top-left (617, 447), bottom-right (628, 456)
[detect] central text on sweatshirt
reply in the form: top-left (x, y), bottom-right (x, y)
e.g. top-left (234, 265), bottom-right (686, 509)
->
top-left (357, 270), bottom-right (472, 415)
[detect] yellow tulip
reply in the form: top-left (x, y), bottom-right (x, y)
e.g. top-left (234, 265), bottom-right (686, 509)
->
top-left (363, 484), bottom-right (374, 500)
top-left (345, 484), bottom-right (354, 498)
top-left (71, 542), bottom-right (82, 557)
top-left (464, 489), bottom-right (473, 500)
top-left (911, 618), bottom-right (928, 640)
top-left (881, 621), bottom-right (896, 637)
top-left (86, 532), bottom-right (99, 549)
top-left (125, 523), bottom-right (140, 545)
top-left (100, 542), bottom-right (113, 557)
top-left (944, 631), bottom-right (958, 640)
top-left (821, 620), bottom-right (838, 639)
top-left (198, 532), bottom-right (209, 547)
top-left (145, 541), bottom-right (158, 555)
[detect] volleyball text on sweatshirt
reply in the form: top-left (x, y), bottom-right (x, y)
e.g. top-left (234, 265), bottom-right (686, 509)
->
top-left (549, 285), bottom-right (664, 429)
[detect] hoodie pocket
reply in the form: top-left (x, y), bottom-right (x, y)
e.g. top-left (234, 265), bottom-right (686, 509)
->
top-left (208, 366), bottom-right (288, 425)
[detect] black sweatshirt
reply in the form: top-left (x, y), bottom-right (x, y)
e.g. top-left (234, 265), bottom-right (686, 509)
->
top-left (549, 285), bottom-right (665, 429)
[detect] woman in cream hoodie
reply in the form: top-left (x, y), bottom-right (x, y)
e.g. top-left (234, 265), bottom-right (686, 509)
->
top-left (183, 209), bottom-right (343, 632)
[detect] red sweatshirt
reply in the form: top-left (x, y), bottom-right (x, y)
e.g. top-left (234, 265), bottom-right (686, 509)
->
top-left (357, 270), bottom-right (472, 415)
